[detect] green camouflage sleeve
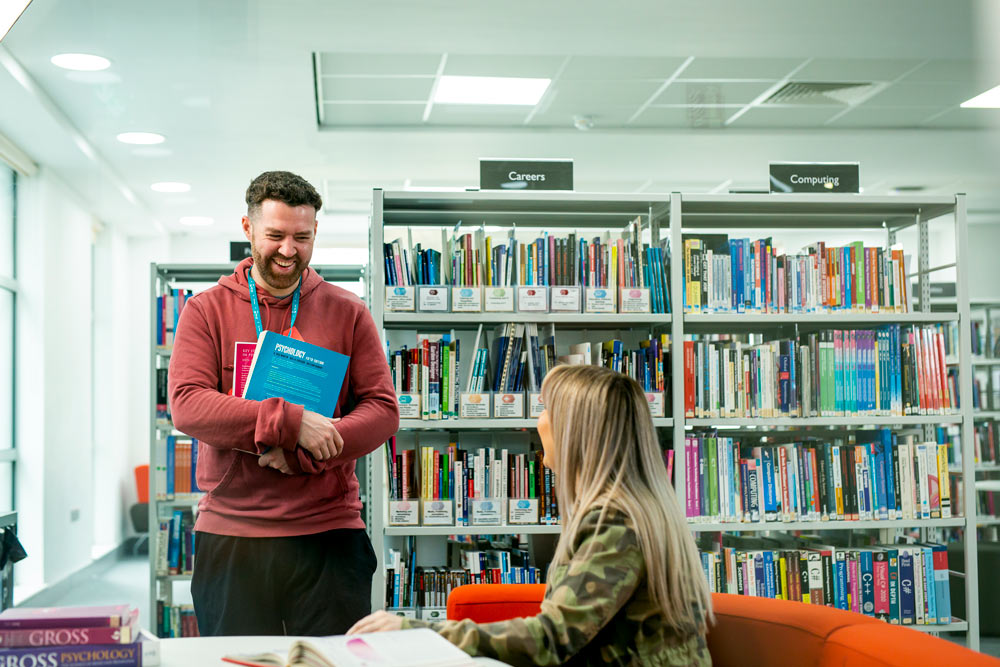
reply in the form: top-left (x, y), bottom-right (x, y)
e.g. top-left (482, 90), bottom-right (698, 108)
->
top-left (405, 511), bottom-right (643, 667)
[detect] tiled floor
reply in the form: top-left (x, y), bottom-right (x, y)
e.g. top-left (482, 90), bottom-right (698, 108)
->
top-left (34, 554), bottom-right (1000, 658)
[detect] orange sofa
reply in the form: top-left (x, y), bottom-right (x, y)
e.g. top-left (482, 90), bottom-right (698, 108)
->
top-left (446, 584), bottom-right (997, 666)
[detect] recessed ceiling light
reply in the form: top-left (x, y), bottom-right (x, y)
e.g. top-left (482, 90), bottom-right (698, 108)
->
top-left (117, 132), bottom-right (165, 145)
top-left (179, 216), bottom-right (213, 227)
top-left (433, 75), bottom-right (550, 105)
top-left (50, 53), bottom-right (111, 71)
top-left (151, 182), bottom-right (190, 193)
top-left (961, 84), bottom-right (1000, 109)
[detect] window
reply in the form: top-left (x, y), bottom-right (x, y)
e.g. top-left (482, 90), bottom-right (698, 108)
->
top-left (0, 163), bottom-right (15, 512)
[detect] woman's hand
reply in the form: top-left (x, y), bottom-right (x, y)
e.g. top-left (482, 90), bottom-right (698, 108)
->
top-left (347, 610), bottom-right (404, 635)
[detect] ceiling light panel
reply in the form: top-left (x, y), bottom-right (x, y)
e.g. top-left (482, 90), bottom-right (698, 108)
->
top-left (179, 216), bottom-right (213, 227)
top-left (151, 182), bottom-right (190, 193)
top-left (432, 75), bottom-right (550, 105)
top-left (50, 53), bottom-right (111, 71)
top-left (961, 84), bottom-right (1000, 108)
top-left (117, 132), bottom-right (165, 145)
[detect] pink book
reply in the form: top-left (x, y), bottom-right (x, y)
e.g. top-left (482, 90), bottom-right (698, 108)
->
top-left (873, 552), bottom-right (890, 620)
top-left (0, 605), bottom-right (136, 629)
top-left (685, 438), bottom-right (695, 519)
top-left (0, 613), bottom-right (137, 646)
top-left (848, 555), bottom-right (861, 614)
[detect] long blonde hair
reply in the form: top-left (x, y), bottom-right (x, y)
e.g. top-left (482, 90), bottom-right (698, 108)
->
top-left (543, 364), bottom-right (712, 635)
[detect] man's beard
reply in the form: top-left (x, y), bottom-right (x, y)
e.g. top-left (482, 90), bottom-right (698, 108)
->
top-left (251, 244), bottom-right (305, 290)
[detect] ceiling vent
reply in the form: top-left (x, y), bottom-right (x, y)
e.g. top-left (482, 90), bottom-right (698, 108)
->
top-left (763, 81), bottom-right (882, 106)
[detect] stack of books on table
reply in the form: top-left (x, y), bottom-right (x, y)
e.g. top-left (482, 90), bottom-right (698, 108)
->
top-left (0, 604), bottom-right (158, 666)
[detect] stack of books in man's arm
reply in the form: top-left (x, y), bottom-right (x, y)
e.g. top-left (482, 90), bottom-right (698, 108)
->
top-left (0, 604), bottom-right (159, 666)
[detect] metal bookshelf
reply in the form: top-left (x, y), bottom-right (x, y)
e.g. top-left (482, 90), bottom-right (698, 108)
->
top-left (369, 191), bottom-right (980, 648)
top-left (147, 262), bottom-right (365, 637)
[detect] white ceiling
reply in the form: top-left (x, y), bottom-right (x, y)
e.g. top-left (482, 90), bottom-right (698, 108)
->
top-left (1, 0), bottom-right (999, 248)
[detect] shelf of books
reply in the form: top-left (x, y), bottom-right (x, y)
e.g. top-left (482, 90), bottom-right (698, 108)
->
top-left (369, 190), bottom-right (980, 647)
top-left (148, 262), bottom-right (366, 638)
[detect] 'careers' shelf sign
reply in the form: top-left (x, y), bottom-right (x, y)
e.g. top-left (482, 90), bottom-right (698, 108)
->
top-left (480, 158), bottom-right (573, 191)
top-left (769, 162), bottom-right (859, 194)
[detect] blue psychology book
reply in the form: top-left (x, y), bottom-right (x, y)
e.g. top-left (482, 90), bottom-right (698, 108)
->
top-left (243, 331), bottom-right (350, 418)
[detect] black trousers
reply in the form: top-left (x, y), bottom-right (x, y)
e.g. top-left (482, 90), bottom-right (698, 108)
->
top-left (191, 528), bottom-right (376, 636)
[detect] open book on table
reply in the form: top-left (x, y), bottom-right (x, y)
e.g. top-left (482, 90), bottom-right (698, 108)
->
top-left (221, 628), bottom-right (474, 667)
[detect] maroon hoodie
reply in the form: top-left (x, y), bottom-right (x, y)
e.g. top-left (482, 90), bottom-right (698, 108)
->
top-left (168, 258), bottom-right (398, 537)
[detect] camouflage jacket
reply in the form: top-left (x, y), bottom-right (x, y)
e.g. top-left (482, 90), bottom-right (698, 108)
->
top-left (404, 507), bottom-right (711, 666)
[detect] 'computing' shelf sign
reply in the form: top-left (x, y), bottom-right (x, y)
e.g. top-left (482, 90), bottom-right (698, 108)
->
top-left (769, 162), bottom-right (859, 194)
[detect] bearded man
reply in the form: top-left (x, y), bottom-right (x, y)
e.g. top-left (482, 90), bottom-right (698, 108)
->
top-left (168, 171), bottom-right (398, 636)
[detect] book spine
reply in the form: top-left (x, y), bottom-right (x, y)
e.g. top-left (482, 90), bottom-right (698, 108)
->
top-left (0, 643), bottom-right (141, 665)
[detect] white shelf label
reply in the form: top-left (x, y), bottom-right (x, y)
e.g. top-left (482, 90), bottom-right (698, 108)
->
top-left (419, 607), bottom-right (447, 621)
top-left (385, 286), bottom-right (415, 312)
top-left (452, 287), bottom-right (482, 312)
top-left (528, 392), bottom-right (544, 418)
top-left (396, 393), bottom-right (421, 419)
top-left (418, 286), bottom-right (449, 311)
top-left (620, 288), bottom-right (651, 313)
top-left (550, 286), bottom-right (581, 312)
top-left (484, 287), bottom-right (515, 312)
top-left (422, 499), bottom-right (454, 526)
top-left (508, 498), bottom-right (540, 524)
top-left (460, 393), bottom-right (491, 418)
top-left (389, 608), bottom-right (417, 619)
top-left (388, 500), bottom-right (419, 525)
top-left (470, 498), bottom-right (503, 526)
top-left (584, 288), bottom-right (616, 313)
top-left (517, 286), bottom-right (548, 312)
top-left (646, 391), bottom-right (665, 417)
top-left (494, 393), bottom-right (525, 418)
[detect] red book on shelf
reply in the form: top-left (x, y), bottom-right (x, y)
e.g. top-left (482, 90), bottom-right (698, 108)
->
top-left (0, 605), bottom-right (136, 629)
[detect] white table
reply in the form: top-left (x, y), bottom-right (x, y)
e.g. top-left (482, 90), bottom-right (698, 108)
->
top-left (159, 636), bottom-right (509, 667)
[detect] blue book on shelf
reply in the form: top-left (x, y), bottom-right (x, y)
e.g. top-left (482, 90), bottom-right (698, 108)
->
top-left (763, 551), bottom-right (776, 599)
top-left (167, 509), bottom-right (183, 572)
top-left (899, 549), bottom-right (915, 624)
top-left (190, 438), bottom-right (200, 493)
top-left (166, 435), bottom-right (175, 497)
top-left (860, 550), bottom-right (875, 617)
top-left (928, 543), bottom-right (951, 623)
top-left (922, 547), bottom-right (937, 625)
top-left (834, 553), bottom-right (849, 610)
top-left (888, 548), bottom-right (900, 623)
top-left (243, 331), bottom-right (350, 417)
top-left (761, 448), bottom-right (777, 519)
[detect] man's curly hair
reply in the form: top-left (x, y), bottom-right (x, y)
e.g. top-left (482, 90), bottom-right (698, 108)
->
top-left (245, 171), bottom-right (322, 219)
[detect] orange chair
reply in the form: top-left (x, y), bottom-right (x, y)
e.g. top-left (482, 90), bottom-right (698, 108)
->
top-left (446, 585), bottom-right (997, 666)
top-left (130, 464), bottom-right (150, 554)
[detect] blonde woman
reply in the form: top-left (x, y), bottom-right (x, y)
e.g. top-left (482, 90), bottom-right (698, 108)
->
top-left (349, 364), bottom-right (712, 666)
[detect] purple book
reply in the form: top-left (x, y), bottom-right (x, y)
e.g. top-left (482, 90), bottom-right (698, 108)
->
top-left (0, 605), bottom-right (135, 629)
top-left (0, 641), bottom-right (141, 666)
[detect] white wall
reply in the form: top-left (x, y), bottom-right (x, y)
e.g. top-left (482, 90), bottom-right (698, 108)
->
top-left (14, 168), bottom-right (96, 595)
top-left (91, 227), bottom-right (133, 554)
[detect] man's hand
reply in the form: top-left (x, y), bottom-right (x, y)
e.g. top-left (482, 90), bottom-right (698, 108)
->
top-left (347, 610), bottom-right (404, 635)
top-left (298, 411), bottom-right (343, 461)
top-left (257, 447), bottom-right (293, 474)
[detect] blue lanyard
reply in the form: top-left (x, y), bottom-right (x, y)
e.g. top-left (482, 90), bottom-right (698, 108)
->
top-left (247, 269), bottom-right (300, 337)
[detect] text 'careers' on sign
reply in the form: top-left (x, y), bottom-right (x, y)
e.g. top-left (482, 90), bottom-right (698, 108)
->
top-left (769, 162), bottom-right (860, 194)
top-left (480, 159), bottom-right (573, 191)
